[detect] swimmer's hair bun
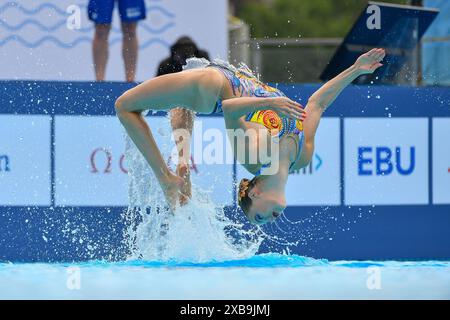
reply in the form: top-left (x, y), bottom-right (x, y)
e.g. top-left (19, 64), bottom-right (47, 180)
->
top-left (238, 178), bottom-right (251, 202)
top-left (238, 177), bottom-right (258, 216)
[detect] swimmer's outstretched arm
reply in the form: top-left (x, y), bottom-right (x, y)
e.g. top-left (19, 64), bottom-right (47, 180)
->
top-left (308, 48), bottom-right (385, 110)
top-left (293, 49), bottom-right (386, 169)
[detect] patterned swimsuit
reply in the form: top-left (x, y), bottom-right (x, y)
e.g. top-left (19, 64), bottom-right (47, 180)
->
top-left (183, 58), bottom-right (305, 174)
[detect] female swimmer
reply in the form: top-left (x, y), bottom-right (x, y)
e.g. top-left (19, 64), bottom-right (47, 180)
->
top-left (115, 48), bottom-right (386, 224)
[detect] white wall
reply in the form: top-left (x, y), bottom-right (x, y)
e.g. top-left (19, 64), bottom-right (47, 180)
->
top-left (0, 0), bottom-right (228, 81)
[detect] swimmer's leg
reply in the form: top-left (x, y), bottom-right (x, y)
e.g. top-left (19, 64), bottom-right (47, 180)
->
top-left (170, 108), bottom-right (194, 204)
top-left (116, 69), bottom-right (223, 113)
top-left (115, 101), bottom-right (184, 208)
top-left (117, 73), bottom-right (193, 111)
top-left (114, 72), bottom-right (201, 207)
top-left (115, 70), bottom-right (223, 207)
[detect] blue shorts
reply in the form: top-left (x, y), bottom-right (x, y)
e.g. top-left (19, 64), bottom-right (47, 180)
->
top-left (88, 0), bottom-right (146, 24)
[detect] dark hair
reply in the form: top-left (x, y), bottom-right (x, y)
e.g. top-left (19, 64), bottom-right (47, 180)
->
top-left (237, 177), bottom-right (258, 216)
top-left (171, 36), bottom-right (199, 59)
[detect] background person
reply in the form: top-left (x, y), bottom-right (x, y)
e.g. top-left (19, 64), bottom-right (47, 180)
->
top-left (88, 0), bottom-right (146, 82)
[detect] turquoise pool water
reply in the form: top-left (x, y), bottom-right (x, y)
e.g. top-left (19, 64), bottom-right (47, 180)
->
top-left (1, 253), bottom-right (449, 300)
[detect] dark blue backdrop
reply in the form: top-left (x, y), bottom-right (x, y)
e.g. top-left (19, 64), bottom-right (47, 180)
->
top-left (1, 80), bottom-right (449, 262)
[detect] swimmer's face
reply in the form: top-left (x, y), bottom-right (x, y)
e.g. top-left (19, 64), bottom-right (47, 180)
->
top-left (246, 190), bottom-right (286, 225)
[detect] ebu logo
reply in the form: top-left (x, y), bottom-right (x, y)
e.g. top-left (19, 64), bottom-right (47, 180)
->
top-left (358, 146), bottom-right (415, 176)
top-left (0, 154), bottom-right (10, 172)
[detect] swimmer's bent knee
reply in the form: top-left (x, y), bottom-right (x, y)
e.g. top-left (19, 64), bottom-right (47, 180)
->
top-left (115, 92), bottom-right (134, 116)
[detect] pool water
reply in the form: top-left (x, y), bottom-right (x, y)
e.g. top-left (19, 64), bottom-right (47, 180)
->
top-left (1, 253), bottom-right (449, 299)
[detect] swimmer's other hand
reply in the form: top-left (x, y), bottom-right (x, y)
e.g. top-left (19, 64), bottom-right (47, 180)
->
top-left (267, 97), bottom-right (306, 122)
top-left (354, 48), bottom-right (385, 75)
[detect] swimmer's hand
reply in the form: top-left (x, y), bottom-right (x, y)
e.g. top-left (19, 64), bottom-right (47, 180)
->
top-left (354, 48), bottom-right (385, 75)
top-left (267, 97), bottom-right (306, 122)
top-left (306, 49), bottom-right (385, 111)
top-left (160, 171), bottom-right (188, 212)
top-left (176, 162), bottom-right (191, 206)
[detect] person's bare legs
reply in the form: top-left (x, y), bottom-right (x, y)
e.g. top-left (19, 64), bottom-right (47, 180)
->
top-left (92, 24), bottom-right (111, 81)
top-left (170, 108), bottom-right (194, 204)
top-left (115, 102), bottom-right (186, 209)
top-left (121, 22), bottom-right (138, 82)
top-left (115, 70), bottom-right (223, 208)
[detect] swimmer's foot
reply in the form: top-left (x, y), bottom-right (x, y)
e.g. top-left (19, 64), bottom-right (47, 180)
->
top-left (176, 163), bottom-right (192, 206)
top-left (160, 172), bottom-right (186, 212)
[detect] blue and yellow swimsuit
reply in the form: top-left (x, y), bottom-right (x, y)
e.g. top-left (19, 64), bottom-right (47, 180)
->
top-left (183, 58), bottom-right (305, 174)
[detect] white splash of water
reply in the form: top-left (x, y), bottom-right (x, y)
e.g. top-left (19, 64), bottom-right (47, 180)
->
top-left (121, 117), bottom-right (262, 263)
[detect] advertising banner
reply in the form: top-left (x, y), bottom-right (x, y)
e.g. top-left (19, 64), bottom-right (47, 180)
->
top-left (0, 115), bottom-right (51, 206)
top-left (433, 118), bottom-right (450, 204)
top-left (344, 118), bottom-right (429, 205)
